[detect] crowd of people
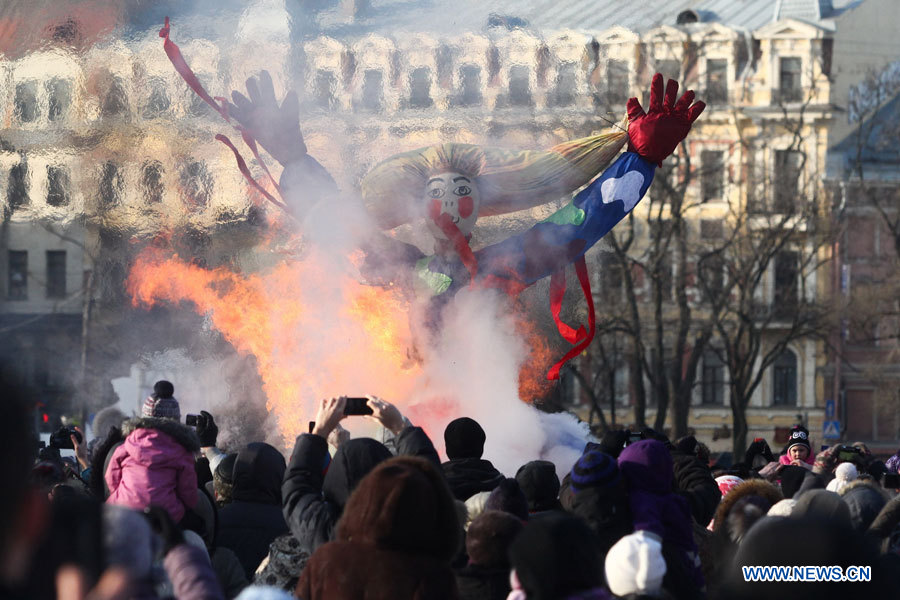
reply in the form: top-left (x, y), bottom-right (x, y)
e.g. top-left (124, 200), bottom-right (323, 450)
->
top-left (4, 377), bottom-right (900, 600)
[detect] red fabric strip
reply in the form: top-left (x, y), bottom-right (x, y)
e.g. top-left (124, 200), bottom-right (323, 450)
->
top-left (160, 18), bottom-right (285, 206)
top-left (549, 268), bottom-right (586, 345)
top-left (432, 212), bottom-right (478, 282)
top-left (546, 256), bottom-right (596, 380)
top-left (216, 134), bottom-right (290, 212)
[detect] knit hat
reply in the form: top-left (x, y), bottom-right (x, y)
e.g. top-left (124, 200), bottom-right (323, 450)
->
top-left (716, 475), bottom-right (745, 497)
top-left (604, 530), bottom-right (666, 597)
top-left (569, 450), bottom-right (621, 493)
top-left (485, 478), bottom-right (529, 521)
top-left (214, 453), bottom-right (238, 485)
top-left (786, 425), bottom-right (811, 453)
top-left (141, 395), bottom-right (181, 420)
top-left (825, 462), bottom-right (858, 494)
top-left (465, 509), bottom-right (523, 567)
top-left (444, 417), bottom-right (486, 460)
top-left (515, 460), bottom-right (561, 512)
top-left (153, 380), bottom-right (175, 399)
top-left (464, 490), bottom-right (492, 527)
top-left (767, 498), bottom-right (796, 517)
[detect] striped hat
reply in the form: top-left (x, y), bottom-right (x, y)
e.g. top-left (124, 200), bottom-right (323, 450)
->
top-left (570, 450), bottom-right (621, 493)
top-left (141, 395), bottom-right (181, 420)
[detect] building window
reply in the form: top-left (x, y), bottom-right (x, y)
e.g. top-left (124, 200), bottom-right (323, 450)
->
top-left (47, 79), bottom-right (72, 121)
top-left (7, 162), bottom-right (29, 212)
top-left (553, 62), bottom-right (577, 107)
top-left (46, 166), bottom-right (70, 207)
top-left (180, 161), bottom-right (213, 209)
top-left (701, 350), bottom-right (725, 405)
top-left (773, 250), bottom-right (799, 316)
top-left (359, 69), bottom-right (383, 111)
top-left (706, 59), bottom-right (728, 105)
top-left (656, 59), bottom-right (681, 83)
top-left (314, 69), bottom-right (337, 110)
top-left (436, 45), bottom-right (453, 88)
top-left (700, 219), bottom-right (723, 239)
top-left (598, 252), bottom-right (624, 304)
top-left (774, 150), bottom-right (802, 212)
top-left (606, 59), bottom-right (629, 104)
top-left (409, 67), bottom-right (433, 108)
top-left (772, 349), bottom-right (798, 406)
top-left (457, 65), bottom-right (482, 106)
top-left (8, 251), bottom-right (28, 300)
top-left (141, 161), bottom-right (165, 204)
top-left (698, 252), bottom-right (725, 300)
top-left (46, 251), bottom-right (66, 298)
top-left (102, 78), bottom-right (128, 117)
top-left (778, 57), bottom-right (803, 103)
top-left (15, 82), bottom-right (38, 123)
top-left (98, 162), bottom-right (122, 206)
top-left (508, 65), bottom-right (532, 107)
top-left (701, 150), bottom-right (725, 202)
top-left (144, 80), bottom-right (171, 118)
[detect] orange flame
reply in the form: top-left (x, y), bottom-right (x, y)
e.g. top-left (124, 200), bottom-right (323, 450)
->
top-left (127, 245), bottom-right (556, 443)
top-left (127, 246), bottom-right (420, 442)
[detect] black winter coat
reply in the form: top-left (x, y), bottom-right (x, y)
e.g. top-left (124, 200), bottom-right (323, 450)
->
top-left (455, 564), bottom-right (510, 600)
top-left (218, 443), bottom-right (289, 580)
top-left (281, 426), bottom-right (440, 555)
top-left (671, 450), bottom-right (721, 526)
top-left (442, 458), bottom-right (505, 501)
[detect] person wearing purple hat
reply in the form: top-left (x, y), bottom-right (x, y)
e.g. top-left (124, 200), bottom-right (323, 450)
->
top-left (618, 439), bottom-right (704, 599)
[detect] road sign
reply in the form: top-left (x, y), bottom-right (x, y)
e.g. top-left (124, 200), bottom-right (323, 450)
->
top-left (825, 398), bottom-right (835, 419)
top-left (823, 420), bottom-right (841, 440)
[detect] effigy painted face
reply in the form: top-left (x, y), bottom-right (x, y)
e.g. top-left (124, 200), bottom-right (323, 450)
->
top-left (423, 172), bottom-right (481, 240)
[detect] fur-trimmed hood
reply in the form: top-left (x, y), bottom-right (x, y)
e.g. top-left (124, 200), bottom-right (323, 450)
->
top-left (712, 478), bottom-right (783, 531)
top-left (839, 479), bottom-right (891, 533)
top-left (121, 416), bottom-right (200, 453)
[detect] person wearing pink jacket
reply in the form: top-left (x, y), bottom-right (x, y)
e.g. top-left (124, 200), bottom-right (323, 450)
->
top-left (105, 412), bottom-right (200, 523)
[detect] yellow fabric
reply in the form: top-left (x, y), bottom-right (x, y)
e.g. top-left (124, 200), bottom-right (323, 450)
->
top-left (360, 123), bottom-right (627, 229)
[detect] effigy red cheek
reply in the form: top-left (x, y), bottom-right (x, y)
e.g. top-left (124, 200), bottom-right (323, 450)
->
top-left (458, 196), bottom-right (474, 219)
top-left (429, 198), bottom-right (442, 220)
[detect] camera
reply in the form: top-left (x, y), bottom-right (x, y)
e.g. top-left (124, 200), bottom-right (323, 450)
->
top-left (836, 445), bottom-right (861, 462)
top-left (344, 397), bottom-right (373, 416)
top-left (185, 414), bottom-right (200, 427)
top-left (624, 430), bottom-right (643, 447)
top-left (49, 426), bottom-right (82, 450)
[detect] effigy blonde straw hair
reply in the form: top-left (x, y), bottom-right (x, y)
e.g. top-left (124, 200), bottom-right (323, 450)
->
top-left (361, 120), bottom-right (628, 229)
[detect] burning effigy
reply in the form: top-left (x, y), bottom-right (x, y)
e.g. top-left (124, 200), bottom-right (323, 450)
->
top-left (125, 17), bottom-right (703, 472)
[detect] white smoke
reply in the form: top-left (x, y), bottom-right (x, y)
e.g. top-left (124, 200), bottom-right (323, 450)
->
top-left (408, 286), bottom-right (589, 479)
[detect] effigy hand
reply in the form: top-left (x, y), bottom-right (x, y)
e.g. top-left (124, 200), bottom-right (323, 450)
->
top-left (626, 73), bottom-right (705, 167)
top-left (224, 70), bottom-right (307, 165)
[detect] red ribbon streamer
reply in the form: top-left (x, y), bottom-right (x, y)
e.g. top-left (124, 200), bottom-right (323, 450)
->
top-left (546, 256), bottom-right (596, 380)
top-left (549, 268), bottom-right (587, 345)
top-left (431, 210), bottom-right (478, 283)
top-left (160, 17), bottom-right (286, 211)
top-left (216, 135), bottom-right (289, 212)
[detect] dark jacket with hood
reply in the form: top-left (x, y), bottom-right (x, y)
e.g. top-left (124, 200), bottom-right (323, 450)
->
top-left (282, 425), bottom-right (439, 556)
top-left (704, 479), bottom-right (783, 593)
top-left (442, 458), bottom-right (505, 501)
top-left (296, 456), bottom-right (460, 600)
top-left (217, 442), bottom-right (288, 580)
top-left (618, 440), bottom-right (704, 600)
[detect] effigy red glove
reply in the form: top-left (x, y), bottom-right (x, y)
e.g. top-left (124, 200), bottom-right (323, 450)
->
top-left (626, 73), bottom-right (706, 166)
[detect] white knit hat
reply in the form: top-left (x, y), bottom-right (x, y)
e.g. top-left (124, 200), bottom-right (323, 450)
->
top-left (604, 530), bottom-right (667, 597)
top-left (826, 462), bottom-right (858, 494)
top-left (767, 498), bottom-right (797, 517)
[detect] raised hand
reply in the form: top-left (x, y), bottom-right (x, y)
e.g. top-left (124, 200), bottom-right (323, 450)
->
top-left (365, 396), bottom-right (406, 435)
top-left (310, 397), bottom-right (347, 439)
top-left (224, 70), bottom-right (307, 165)
top-left (626, 73), bottom-right (706, 166)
